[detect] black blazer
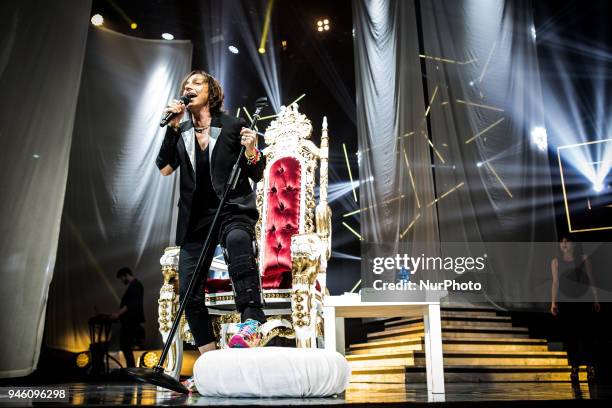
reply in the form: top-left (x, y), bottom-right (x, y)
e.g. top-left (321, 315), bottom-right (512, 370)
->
top-left (156, 112), bottom-right (266, 245)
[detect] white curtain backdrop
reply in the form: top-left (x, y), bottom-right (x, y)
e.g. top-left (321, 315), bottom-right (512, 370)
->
top-left (0, 0), bottom-right (91, 378)
top-left (45, 27), bottom-right (192, 353)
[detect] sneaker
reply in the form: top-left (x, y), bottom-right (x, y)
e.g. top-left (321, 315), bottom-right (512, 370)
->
top-left (181, 376), bottom-right (198, 393)
top-left (228, 319), bottom-right (261, 348)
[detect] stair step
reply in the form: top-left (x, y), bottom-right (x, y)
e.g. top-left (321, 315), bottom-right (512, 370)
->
top-left (441, 309), bottom-right (505, 318)
top-left (441, 338), bottom-right (548, 352)
top-left (346, 351), bottom-right (415, 368)
top-left (441, 304), bottom-right (500, 311)
top-left (376, 311), bottom-right (507, 327)
top-left (348, 337), bottom-right (549, 355)
top-left (348, 338), bottom-right (424, 355)
top-left (367, 324), bottom-right (530, 341)
top-left (349, 366), bottom-right (405, 384)
top-left (383, 316), bottom-right (513, 330)
top-left (413, 350), bottom-right (568, 366)
top-left (404, 365), bottom-right (588, 383)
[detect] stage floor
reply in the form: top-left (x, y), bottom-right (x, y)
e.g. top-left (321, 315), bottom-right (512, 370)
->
top-left (2, 382), bottom-right (611, 406)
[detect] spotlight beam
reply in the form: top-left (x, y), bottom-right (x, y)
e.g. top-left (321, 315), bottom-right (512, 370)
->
top-left (478, 40), bottom-right (497, 84)
top-left (106, 0), bottom-right (135, 26)
top-left (258, 0), bottom-right (275, 54)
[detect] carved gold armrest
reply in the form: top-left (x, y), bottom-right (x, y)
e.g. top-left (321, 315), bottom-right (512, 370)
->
top-left (290, 233), bottom-right (323, 348)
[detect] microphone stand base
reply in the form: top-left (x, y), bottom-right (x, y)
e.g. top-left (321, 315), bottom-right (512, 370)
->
top-left (122, 367), bottom-right (189, 394)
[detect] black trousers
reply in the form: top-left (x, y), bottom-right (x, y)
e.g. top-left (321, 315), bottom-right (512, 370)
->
top-left (558, 302), bottom-right (596, 367)
top-left (119, 323), bottom-right (143, 368)
top-left (179, 220), bottom-right (266, 347)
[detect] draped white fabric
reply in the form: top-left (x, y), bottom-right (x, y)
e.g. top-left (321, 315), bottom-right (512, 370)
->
top-left (353, 0), bottom-right (440, 295)
top-left (353, 0), bottom-right (556, 305)
top-left (0, 0), bottom-right (91, 377)
top-left (420, 0), bottom-right (556, 305)
top-left (45, 28), bottom-right (192, 353)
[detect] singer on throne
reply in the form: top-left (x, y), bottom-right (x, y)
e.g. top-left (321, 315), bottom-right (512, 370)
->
top-left (155, 70), bottom-right (267, 368)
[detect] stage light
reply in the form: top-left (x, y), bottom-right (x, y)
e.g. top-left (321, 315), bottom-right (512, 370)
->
top-left (130, 22), bottom-right (137, 30)
top-left (530, 126), bottom-right (548, 152)
top-left (228, 45), bottom-right (239, 54)
top-left (161, 33), bottom-right (174, 41)
top-left (324, 25), bottom-right (330, 31)
top-left (139, 351), bottom-right (159, 368)
top-left (317, 20), bottom-right (323, 27)
top-left (32, 154), bottom-right (39, 159)
top-left (75, 352), bottom-right (90, 368)
top-left (323, 19), bottom-right (329, 25)
top-left (317, 27), bottom-right (324, 32)
top-left (91, 14), bottom-right (103, 26)
top-left (281, 40), bottom-right (287, 51)
top-left (593, 182), bottom-right (604, 193)
top-left (258, 47), bottom-right (266, 54)
top-left (477, 162), bottom-right (483, 167)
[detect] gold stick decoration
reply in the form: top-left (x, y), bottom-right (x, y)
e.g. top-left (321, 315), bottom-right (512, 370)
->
top-left (342, 194), bottom-right (405, 217)
top-left (342, 222), bottom-right (363, 241)
top-left (343, 143), bottom-right (358, 202)
top-left (400, 213), bottom-right (421, 239)
top-left (288, 93), bottom-right (306, 106)
top-left (465, 118), bottom-right (505, 144)
top-left (484, 162), bottom-right (513, 198)
top-left (427, 182), bottom-right (465, 208)
top-left (403, 149), bottom-right (421, 208)
top-left (456, 99), bottom-right (504, 112)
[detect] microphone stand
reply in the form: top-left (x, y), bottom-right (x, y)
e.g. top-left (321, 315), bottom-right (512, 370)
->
top-left (124, 97), bottom-right (268, 393)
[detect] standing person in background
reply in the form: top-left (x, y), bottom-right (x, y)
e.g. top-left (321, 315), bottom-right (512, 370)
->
top-left (112, 267), bottom-right (145, 368)
top-left (551, 237), bottom-right (600, 381)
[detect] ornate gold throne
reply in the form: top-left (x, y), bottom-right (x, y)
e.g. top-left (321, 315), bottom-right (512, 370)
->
top-left (157, 104), bottom-right (331, 378)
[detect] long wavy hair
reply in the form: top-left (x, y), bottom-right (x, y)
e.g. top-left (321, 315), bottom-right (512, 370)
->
top-left (180, 70), bottom-right (224, 115)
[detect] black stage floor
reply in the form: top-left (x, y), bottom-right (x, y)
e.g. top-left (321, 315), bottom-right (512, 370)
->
top-left (1, 382), bottom-right (612, 407)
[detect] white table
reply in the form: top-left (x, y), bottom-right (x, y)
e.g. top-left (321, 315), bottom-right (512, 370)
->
top-left (323, 295), bottom-right (445, 394)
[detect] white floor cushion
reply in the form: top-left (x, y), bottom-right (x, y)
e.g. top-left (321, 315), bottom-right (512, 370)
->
top-left (192, 347), bottom-right (351, 398)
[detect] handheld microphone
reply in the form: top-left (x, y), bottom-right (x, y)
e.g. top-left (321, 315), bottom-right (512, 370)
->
top-left (160, 95), bottom-right (191, 127)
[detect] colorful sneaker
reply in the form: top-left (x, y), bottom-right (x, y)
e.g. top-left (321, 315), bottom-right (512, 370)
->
top-left (181, 376), bottom-right (198, 393)
top-left (228, 319), bottom-right (261, 348)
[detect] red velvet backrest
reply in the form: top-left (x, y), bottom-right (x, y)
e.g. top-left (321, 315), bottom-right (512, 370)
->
top-left (262, 157), bottom-right (302, 289)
